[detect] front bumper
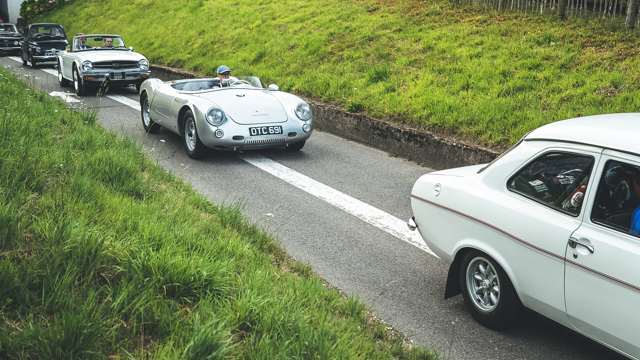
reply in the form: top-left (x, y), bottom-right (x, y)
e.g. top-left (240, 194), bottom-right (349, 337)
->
top-left (0, 46), bottom-right (20, 52)
top-left (32, 55), bottom-right (58, 63)
top-left (82, 69), bottom-right (151, 84)
top-left (197, 118), bottom-right (313, 150)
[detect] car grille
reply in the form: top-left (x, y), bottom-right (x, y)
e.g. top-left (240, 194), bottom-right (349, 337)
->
top-left (0, 38), bottom-right (19, 47)
top-left (244, 137), bottom-right (288, 146)
top-left (92, 61), bottom-right (139, 70)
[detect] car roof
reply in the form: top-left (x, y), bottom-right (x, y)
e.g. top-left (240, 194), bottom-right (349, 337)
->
top-left (525, 113), bottom-right (640, 155)
top-left (30, 23), bottom-right (63, 26)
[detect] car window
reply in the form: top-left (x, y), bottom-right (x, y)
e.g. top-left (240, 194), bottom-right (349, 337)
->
top-left (507, 152), bottom-right (595, 216)
top-left (591, 160), bottom-right (640, 237)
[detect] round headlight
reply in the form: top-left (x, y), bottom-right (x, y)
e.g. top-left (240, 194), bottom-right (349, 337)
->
top-left (295, 102), bottom-right (312, 121)
top-left (81, 60), bottom-right (93, 72)
top-left (206, 108), bottom-right (226, 126)
top-left (34, 46), bottom-right (41, 54)
top-left (13, 41), bottom-right (19, 46)
top-left (138, 59), bottom-right (149, 71)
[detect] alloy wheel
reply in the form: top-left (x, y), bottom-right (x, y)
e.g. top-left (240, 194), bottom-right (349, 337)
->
top-left (466, 257), bottom-right (501, 312)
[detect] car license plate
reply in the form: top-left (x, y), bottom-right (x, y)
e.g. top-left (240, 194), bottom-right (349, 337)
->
top-left (110, 72), bottom-right (125, 80)
top-left (249, 126), bottom-right (283, 136)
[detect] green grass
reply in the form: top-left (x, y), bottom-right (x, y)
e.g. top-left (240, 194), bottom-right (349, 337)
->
top-left (0, 68), bottom-right (435, 358)
top-left (41, 0), bottom-right (640, 148)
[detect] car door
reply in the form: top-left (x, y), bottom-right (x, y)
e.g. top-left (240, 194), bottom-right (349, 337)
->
top-left (498, 144), bottom-right (600, 322)
top-left (565, 149), bottom-right (640, 358)
top-left (149, 84), bottom-right (180, 131)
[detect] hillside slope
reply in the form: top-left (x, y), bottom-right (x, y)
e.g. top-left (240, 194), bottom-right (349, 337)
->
top-left (43, 0), bottom-right (640, 147)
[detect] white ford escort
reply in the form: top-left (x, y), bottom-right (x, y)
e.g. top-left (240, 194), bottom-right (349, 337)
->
top-left (409, 113), bottom-right (640, 359)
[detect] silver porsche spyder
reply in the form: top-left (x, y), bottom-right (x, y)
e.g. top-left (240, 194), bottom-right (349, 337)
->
top-left (139, 77), bottom-right (313, 158)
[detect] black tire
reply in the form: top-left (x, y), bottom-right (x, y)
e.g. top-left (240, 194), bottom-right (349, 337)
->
top-left (134, 81), bottom-right (143, 94)
top-left (182, 110), bottom-right (207, 159)
top-left (72, 66), bottom-right (86, 96)
top-left (286, 140), bottom-right (306, 152)
top-left (459, 250), bottom-right (520, 331)
top-left (57, 61), bottom-right (70, 87)
top-left (140, 92), bottom-right (160, 133)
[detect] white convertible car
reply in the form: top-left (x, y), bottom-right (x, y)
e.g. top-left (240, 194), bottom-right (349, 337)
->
top-left (409, 114), bottom-right (640, 359)
top-left (139, 77), bottom-right (313, 158)
top-left (57, 34), bottom-right (150, 96)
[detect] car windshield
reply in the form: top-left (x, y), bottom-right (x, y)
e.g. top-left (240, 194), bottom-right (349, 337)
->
top-left (0, 24), bottom-right (17, 33)
top-left (171, 77), bottom-right (264, 91)
top-left (73, 35), bottom-right (126, 51)
top-left (29, 25), bottom-right (65, 39)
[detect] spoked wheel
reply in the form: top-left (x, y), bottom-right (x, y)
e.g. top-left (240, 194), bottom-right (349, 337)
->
top-left (140, 92), bottom-right (159, 133)
top-left (459, 251), bottom-right (520, 330)
top-left (183, 110), bottom-right (207, 159)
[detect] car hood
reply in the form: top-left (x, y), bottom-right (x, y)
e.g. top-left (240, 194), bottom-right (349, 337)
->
top-left (193, 89), bottom-right (288, 125)
top-left (0, 33), bottom-right (21, 39)
top-left (31, 39), bottom-right (67, 49)
top-left (74, 50), bottom-right (146, 63)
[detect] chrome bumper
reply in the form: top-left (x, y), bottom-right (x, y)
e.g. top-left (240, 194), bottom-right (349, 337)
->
top-left (82, 70), bottom-right (151, 82)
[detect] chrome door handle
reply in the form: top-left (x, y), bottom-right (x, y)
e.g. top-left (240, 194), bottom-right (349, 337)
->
top-left (568, 237), bottom-right (595, 254)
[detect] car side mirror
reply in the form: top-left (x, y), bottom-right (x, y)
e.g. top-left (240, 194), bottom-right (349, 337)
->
top-left (268, 84), bottom-right (279, 91)
top-left (129, 46), bottom-right (134, 51)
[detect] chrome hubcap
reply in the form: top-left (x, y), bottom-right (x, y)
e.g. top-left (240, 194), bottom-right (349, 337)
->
top-left (142, 99), bottom-right (150, 127)
top-left (466, 257), bottom-right (501, 312)
top-left (185, 118), bottom-right (196, 151)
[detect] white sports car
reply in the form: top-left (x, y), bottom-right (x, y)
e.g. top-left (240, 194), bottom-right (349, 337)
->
top-left (57, 34), bottom-right (150, 96)
top-left (139, 77), bottom-right (313, 158)
top-left (409, 114), bottom-right (640, 359)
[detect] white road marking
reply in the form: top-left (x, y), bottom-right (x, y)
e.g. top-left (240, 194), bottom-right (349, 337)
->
top-left (7, 56), bottom-right (436, 256)
top-left (49, 91), bottom-right (81, 103)
top-left (107, 94), bottom-right (141, 110)
top-left (241, 154), bottom-right (436, 256)
top-left (8, 56), bottom-right (22, 63)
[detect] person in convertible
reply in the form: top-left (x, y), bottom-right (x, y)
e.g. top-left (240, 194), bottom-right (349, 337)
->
top-left (216, 65), bottom-right (238, 87)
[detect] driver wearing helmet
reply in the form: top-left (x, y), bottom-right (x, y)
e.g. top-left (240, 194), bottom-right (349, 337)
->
top-left (216, 65), bottom-right (237, 87)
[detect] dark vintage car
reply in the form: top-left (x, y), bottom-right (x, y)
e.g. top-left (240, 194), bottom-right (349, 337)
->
top-left (20, 23), bottom-right (68, 67)
top-left (0, 23), bottom-right (22, 55)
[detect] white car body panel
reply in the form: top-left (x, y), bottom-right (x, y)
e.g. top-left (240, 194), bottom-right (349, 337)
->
top-left (410, 114), bottom-right (640, 360)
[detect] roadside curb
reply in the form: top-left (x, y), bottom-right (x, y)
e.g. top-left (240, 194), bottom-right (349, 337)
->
top-left (151, 64), bottom-right (500, 169)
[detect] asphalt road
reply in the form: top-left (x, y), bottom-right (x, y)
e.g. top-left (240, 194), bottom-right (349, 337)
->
top-left (1, 56), bottom-right (625, 360)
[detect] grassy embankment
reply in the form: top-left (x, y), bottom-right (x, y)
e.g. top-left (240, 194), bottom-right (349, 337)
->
top-left (0, 68), bottom-right (434, 358)
top-left (43, 0), bottom-right (640, 148)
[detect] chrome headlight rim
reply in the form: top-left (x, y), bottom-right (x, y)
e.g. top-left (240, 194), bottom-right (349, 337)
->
top-left (206, 108), bottom-right (226, 127)
top-left (138, 59), bottom-right (149, 71)
top-left (81, 60), bottom-right (93, 72)
top-left (295, 102), bottom-right (312, 122)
